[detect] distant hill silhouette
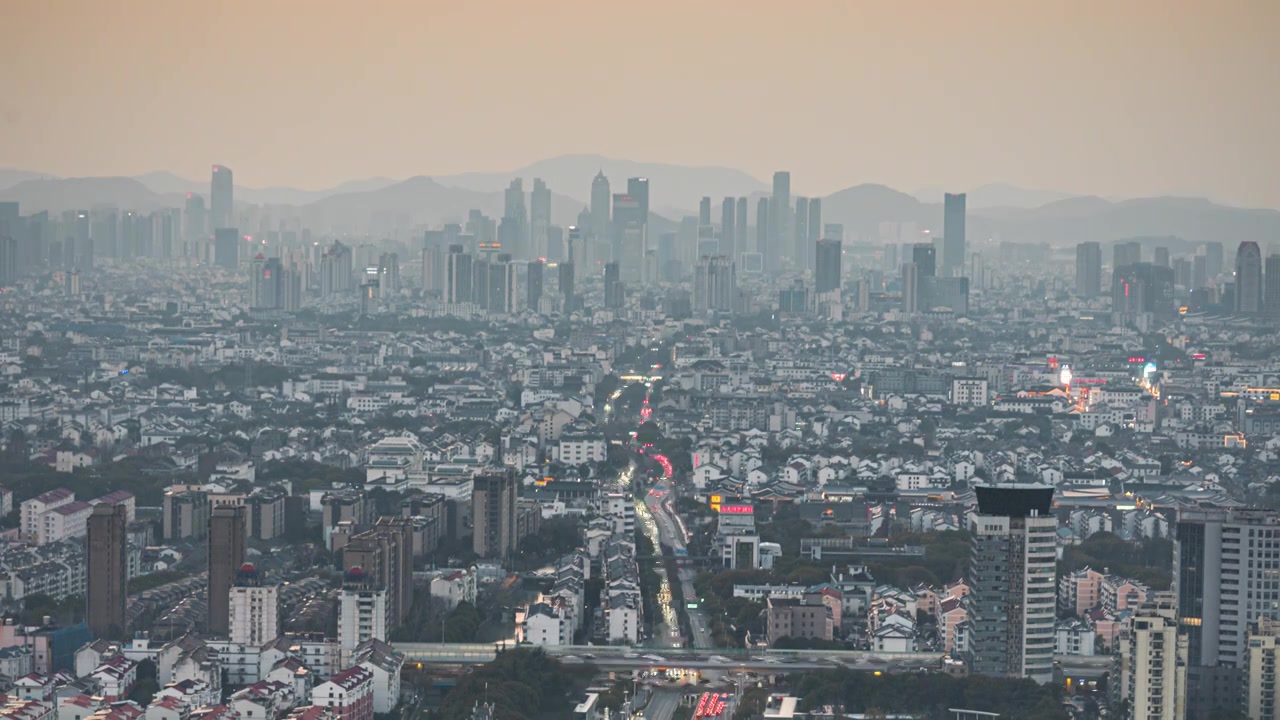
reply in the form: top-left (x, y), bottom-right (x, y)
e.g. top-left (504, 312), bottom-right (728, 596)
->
top-left (3, 157), bottom-right (1278, 247)
top-left (821, 185), bottom-right (1280, 246)
top-left (0, 168), bottom-right (54, 191)
top-left (299, 176), bottom-right (586, 230)
top-left (912, 183), bottom-right (1079, 209)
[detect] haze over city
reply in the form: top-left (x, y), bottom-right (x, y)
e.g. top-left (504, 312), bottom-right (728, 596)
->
top-left (3, 0), bottom-right (1279, 208)
top-left (3, 4), bottom-right (1280, 720)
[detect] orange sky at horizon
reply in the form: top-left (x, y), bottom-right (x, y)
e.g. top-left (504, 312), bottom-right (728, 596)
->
top-left (1, 0), bottom-right (1277, 206)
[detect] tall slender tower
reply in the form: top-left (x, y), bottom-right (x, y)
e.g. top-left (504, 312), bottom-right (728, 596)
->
top-left (1235, 241), bottom-right (1263, 314)
top-left (590, 171), bottom-right (611, 248)
top-left (1265, 254), bottom-right (1280, 316)
top-left (210, 165), bottom-right (234, 230)
top-left (529, 179), bottom-right (551, 260)
top-left (769, 171), bottom-right (791, 272)
top-left (943, 192), bottom-right (966, 277)
top-left (626, 178), bottom-right (649, 224)
top-left (794, 197), bottom-right (809, 271)
top-left (209, 506), bottom-right (248, 636)
top-left (472, 472), bottom-right (518, 559)
top-left (503, 179), bottom-right (528, 256)
top-left (87, 503), bottom-right (128, 639)
top-left (755, 199), bottom-right (769, 256)
top-left (720, 198), bottom-right (736, 258)
top-left (1075, 242), bottom-right (1102, 297)
top-left (735, 198), bottom-right (749, 258)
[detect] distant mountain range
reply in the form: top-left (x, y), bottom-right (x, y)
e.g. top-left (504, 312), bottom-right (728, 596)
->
top-left (3, 157), bottom-right (1278, 247)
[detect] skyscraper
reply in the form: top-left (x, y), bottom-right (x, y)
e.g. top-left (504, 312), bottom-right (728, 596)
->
top-left (604, 261), bottom-right (623, 310)
top-left (611, 194), bottom-right (645, 284)
top-left (1235, 241), bottom-right (1263, 314)
top-left (590, 171), bottom-right (611, 248)
top-left (698, 197), bottom-right (712, 226)
top-left (473, 472), bottom-right (518, 559)
top-left (377, 252), bottom-right (400, 296)
top-left (1175, 508), bottom-right (1280, 718)
top-left (1112, 262), bottom-right (1176, 322)
top-left (558, 258), bottom-right (575, 310)
top-left (911, 243), bottom-right (936, 278)
top-left (446, 244), bottom-right (473, 304)
top-left (320, 241), bottom-right (354, 297)
top-left (735, 198), bottom-right (749, 257)
top-left (1113, 240), bottom-right (1142, 269)
top-left (626, 177), bottom-right (649, 224)
top-left (184, 193), bottom-right (206, 248)
top-left (755, 198), bottom-right (769, 256)
top-left (526, 259), bottom-right (544, 310)
top-left (720, 198), bottom-right (736, 258)
top-left (815, 239), bottom-right (842, 295)
top-left (693, 256), bottom-right (736, 313)
top-left (807, 198), bottom-right (822, 268)
top-left (1203, 241), bottom-right (1224, 279)
top-left (87, 503), bottom-right (128, 639)
top-left (1265, 254), bottom-right (1280, 316)
top-left (964, 485), bottom-right (1056, 683)
top-left (250, 254), bottom-right (285, 311)
top-left (0, 233), bottom-right (15, 286)
top-left (769, 172), bottom-right (791, 272)
top-left (901, 262), bottom-right (919, 314)
top-left (502, 178), bottom-right (528, 256)
top-left (942, 193), bottom-right (966, 277)
top-left (214, 228), bottom-right (240, 269)
top-left (1154, 246), bottom-right (1170, 268)
top-left (1075, 242), bottom-right (1102, 296)
top-left (794, 197), bottom-right (809, 271)
top-left (210, 165), bottom-right (234, 230)
top-left (209, 505), bottom-right (248, 636)
top-left (529, 179), bottom-right (550, 260)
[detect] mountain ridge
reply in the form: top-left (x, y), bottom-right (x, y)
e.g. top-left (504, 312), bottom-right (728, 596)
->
top-left (3, 158), bottom-right (1278, 247)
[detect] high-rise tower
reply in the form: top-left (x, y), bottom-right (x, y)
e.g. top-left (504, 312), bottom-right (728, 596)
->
top-left (473, 472), bottom-right (518, 559)
top-left (1175, 508), bottom-right (1280, 718)
top-left (1235, 241), bottom-right (1263, 314)
top-left (530, 179), bottom-right (551, 260)
top-left (210, 165), bottom-right (234, 230)
top-left (769, 172), bottom-right (791, 272)
top-left (1075, 242), bottom-right (1102, 297)
top-left (590, 171), bottom-right (611, 249)
top-left (965, 485), bottom-right (1057, 683)
top-left (209, 505), bottom-right (247, 636)
top-left (942, 193), bottom-right (966, 277)
top-left (87, 503), bottom-right (128, 639)
top-left (720, 198), bottom-right (736, 258)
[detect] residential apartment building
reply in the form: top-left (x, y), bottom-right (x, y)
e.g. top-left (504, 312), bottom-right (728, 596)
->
top-left (965, 485), bottom-right (1057, 683)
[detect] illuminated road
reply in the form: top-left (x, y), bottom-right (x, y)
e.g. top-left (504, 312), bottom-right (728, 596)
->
top-left (647, 492), bottom-right (713, 650)
top-left (643, 689), bottom-right (682, 720)
top-left (637, 496), bottom-right (681, 648)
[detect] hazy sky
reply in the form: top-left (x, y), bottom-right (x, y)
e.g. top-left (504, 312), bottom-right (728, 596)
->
top-left (3, 0), bottom-right (1278, 207)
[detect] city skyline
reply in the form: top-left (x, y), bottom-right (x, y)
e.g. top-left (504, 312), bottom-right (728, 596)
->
top-left (2, 1), bottom-right (1278, 207)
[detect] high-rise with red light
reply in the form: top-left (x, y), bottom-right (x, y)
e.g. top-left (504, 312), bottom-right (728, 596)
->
top-left (210, 165), bottom-right (234, 230)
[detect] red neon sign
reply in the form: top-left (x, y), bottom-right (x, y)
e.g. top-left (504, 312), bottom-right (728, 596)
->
top-left (718, 504), bottom-right (753, 515)
top-left (1128, 357), bottom-right (1145, 363)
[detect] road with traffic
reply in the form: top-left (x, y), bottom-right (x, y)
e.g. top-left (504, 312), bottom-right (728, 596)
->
top-left (647, 492), bottom-right (714, 649)
top-left (642, 689), bottom-right (682, 720)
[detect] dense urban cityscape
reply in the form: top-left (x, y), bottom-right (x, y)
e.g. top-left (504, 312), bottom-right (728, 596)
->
top-left (3, 3), bottom-right (1279, 719)
top-left (0, 155), bottom-right (1279, 720)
